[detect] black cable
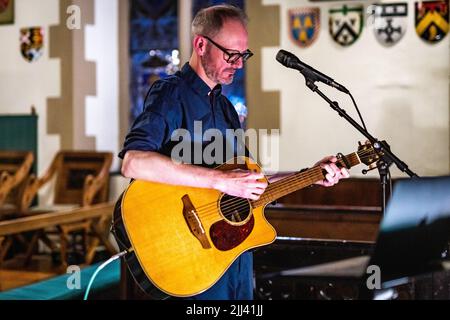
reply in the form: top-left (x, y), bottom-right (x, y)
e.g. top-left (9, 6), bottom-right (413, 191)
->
top-left (348, 92), bottom-right (368, 132)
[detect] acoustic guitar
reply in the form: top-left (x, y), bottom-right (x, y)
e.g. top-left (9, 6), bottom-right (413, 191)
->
top-left (112, 142), bottom-right (378, 297)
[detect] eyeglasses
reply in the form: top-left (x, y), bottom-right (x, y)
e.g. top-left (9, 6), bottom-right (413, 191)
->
top-left (202, 35), bottom-right (253, 64)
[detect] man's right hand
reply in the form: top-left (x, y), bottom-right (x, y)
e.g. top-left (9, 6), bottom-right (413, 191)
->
top-left (212, 169), bottom-right (268, 201)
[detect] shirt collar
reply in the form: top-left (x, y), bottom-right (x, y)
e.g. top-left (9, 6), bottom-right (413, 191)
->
top-left (210, 84), bottom-right (222, 98)
top-left (180, 63), bottom-right (222, 98)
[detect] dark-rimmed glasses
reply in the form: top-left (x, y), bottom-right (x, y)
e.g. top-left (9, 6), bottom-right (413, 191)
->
top-left (202, 35), bottom-right (253, 64)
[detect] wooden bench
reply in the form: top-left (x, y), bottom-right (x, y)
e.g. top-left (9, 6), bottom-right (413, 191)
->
top-left (265, 204), bottom-right (381, 242)
top-left (0, 202), bottom-right (115, 237)
top-left (20, 151), bottom-right (113, 211)
top-left (17, 151), bottom-right (114, 269)
top-left (0, 202), bottom-right (117, 270)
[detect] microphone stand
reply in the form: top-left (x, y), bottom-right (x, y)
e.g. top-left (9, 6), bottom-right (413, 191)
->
top-left (301, 72), bottom-right (419, 215)
top-left (374, 158), bottom-right (393, 216)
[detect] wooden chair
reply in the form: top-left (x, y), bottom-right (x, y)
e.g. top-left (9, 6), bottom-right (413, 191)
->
top-left (0, 151), bottom-right (34, 215)
top-left (19, 151), bottom-right (114, 270)
top-left (0, 151), bottom-right (34, 265)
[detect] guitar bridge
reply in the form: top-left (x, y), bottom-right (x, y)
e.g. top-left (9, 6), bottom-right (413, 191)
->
top-left (182, 195), bottom-right (211, 249)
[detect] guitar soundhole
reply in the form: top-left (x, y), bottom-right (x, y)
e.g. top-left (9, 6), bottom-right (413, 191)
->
top-left (219, 194), bottom-right (251, 225)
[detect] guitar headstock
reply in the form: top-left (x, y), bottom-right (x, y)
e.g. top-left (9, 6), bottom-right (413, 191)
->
top-left (357, 141), bottom-right (380, 169)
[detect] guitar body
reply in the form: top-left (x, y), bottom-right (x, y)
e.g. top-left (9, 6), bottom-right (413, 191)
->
top-left (112, 157), bottom-right (277, 298)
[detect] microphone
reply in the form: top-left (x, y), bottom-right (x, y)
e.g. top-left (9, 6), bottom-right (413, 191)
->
top-left (276, 50), bottom-right (349, 94)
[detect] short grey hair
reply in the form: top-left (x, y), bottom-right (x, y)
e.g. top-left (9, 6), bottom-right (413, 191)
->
top-left (191, 4), bottom-right (248, 38)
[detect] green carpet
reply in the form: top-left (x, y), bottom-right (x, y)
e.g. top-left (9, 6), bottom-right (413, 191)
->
top-left (0, 259), bottom-right (120, 300)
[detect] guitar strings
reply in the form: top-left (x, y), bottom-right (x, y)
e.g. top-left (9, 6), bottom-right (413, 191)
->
top-left (194, 149), bottom-right (374, 216)
top-left (198, 166), bottom-right (372, 220)
top-left (195, 150), bottom-right (376, 220)
top-left (193, 151), bottom-right (373, 215)
top-left (199, 166), bottom-right (321, 214)
top-left (194, 150), bottom-right (376, 221)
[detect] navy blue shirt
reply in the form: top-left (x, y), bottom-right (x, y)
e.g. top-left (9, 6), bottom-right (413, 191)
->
top-left (120, 63), bottom-right (247, 166)
top-left (119, 63), bottom-right (254, 300)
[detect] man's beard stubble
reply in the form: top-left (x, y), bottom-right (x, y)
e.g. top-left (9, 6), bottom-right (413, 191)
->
top-left (200, 47), bottom-right (234, 86)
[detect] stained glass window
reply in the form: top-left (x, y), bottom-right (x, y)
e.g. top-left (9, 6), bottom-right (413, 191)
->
top-left (129, 0), bottom-right (180, 123)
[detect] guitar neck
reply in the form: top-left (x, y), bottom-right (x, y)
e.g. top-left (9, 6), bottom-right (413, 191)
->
top-left (252, 151), bottom-right (362, 208)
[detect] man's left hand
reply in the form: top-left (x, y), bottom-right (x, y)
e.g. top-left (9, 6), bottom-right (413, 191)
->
top-left (314, 156), bottom-right (350, 187)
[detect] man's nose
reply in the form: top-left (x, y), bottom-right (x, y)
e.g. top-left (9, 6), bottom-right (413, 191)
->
top-left (231, 57), bottom-right (244, 69)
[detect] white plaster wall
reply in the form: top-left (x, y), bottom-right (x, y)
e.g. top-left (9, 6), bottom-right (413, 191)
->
top-left (261, 0), bottom-right (449, 177)
top-left (0, 0), bottom-right (61, 179)
top-left (85, 0), bottom-right (120, 170)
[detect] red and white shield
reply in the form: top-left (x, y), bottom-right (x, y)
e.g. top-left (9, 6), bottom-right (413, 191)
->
top-left (20, 27), bottom-right (44, 63)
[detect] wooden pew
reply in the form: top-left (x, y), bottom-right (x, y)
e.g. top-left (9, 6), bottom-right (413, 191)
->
top-left (19, 151), bottom-right (113, 212)
top-left (265, 204), bottom-right (380, 242)
top-left (16, 151), bottom-right (113, 269)
top-left (0, 202), bottom-right (114, 237)
top-left (0, 202), bottom-right (117, 270)
top-left (271, 178), bottom-right (383, 241)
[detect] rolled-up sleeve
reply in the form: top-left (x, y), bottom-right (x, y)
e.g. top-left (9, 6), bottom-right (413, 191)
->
top-left (118, 111), bottom-right (168, 159)
top-left (119, 80), bottom-right (180, 159)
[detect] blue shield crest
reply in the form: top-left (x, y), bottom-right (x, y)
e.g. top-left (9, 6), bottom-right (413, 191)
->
top-left (289, 8), bottom-right (321, 48)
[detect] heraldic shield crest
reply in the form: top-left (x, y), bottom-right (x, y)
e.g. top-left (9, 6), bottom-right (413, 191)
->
top-left (0, 0), bottom-right (13, 24)
top-left (329, 5), bottom-right (364, 47)
top-left (289, 7), bottom-right (320, 48)
top-left (373, 3), bottom-right (408, 46)
top-left (0, 0), bottom-right (9, 11)
top-left (415, 0), bottom-right (449, 43)
top-left (20, 27), bottom-right (44, 62)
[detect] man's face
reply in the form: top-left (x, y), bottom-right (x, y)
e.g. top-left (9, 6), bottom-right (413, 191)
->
top-left (200, 19), bottom-right (249, 86)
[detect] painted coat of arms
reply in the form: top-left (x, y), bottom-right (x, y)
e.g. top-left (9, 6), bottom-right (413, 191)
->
top-left (415, 0), bottom-right (449, 43)
top-left (289, 7), bottom-right (321, 48)
top-left (372, 3), bottom-right (408, 46)
top-left (20, 27), bottom-right (44, 62)
top-left (0, 0), bottom-right (14, 24)
top-left (329, 5), bottom-right (364, 47)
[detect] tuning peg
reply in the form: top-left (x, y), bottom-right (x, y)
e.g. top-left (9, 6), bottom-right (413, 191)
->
top-left (362, 164), bottom-right (378, 175)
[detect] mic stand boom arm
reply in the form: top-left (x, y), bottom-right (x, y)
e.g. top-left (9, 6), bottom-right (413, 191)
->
top-left (302, 73), bottom-right (419, 214)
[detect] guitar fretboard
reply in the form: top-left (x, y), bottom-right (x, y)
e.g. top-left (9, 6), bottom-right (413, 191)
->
top-left (251, 152), bottom-right (361, 207)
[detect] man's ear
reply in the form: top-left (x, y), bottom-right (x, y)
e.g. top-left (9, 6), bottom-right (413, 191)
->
top-left (193, 35), bottom-right (207, 56)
